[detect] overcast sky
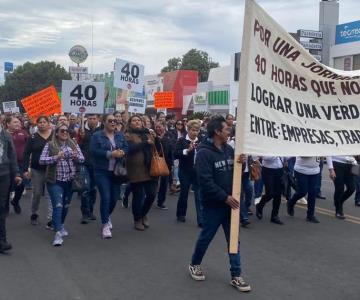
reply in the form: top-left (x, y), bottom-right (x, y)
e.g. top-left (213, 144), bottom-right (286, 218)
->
top-left (0, 0), bottom-right (359, 80)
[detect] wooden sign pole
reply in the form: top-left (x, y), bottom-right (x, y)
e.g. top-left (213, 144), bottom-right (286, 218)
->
top-left (229, 160), bottom-right (243, 254)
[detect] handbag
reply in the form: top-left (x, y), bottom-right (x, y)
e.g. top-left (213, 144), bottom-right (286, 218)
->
top-left (72, 164), bottom-right (89, 192)
top-left (150, 144), bottom-right (170, 177)
top-left (249, 160), bottom-right (261, 181)
top-left (113, 158), bottom-right (128, 183)
top-left (351, 164), bottom-right (359, 177)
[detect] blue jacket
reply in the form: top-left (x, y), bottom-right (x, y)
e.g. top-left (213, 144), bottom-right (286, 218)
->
top-left (195, 139), bottom-right (234, 208)
top-left (90, 130), bottom-right (128, 171)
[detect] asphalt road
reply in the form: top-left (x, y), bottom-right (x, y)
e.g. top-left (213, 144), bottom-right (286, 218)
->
top-left (1, 175), bottom-right (360, 300)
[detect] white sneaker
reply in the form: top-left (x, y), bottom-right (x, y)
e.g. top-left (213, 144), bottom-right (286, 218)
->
top-left (53, 232), bottom-right (63, 246)
top-left (254, 197), bottom-right (261, 206)
top-left (107, 218), bottom-right (113, 230)
top-left (102, 224), bottom-right (112, 239)
top-left (189, 264), bottom-right (205, 281)
top-left (60, 225), bottom-right (68, 237)
top-left (298, 197), bottom-right (308, 205)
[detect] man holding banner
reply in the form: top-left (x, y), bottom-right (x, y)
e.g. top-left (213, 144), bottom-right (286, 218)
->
top-left (188, 116), bottom-right (251, 292)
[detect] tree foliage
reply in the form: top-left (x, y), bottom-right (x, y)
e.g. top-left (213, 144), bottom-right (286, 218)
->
top-left (0, 61), bottom-right (71, 106)
top-left (161, 49), bottom-right (219, 82)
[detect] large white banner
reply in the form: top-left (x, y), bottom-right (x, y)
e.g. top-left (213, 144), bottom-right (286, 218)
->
top-left (62, 80), bottom-right (105, 114)
top-left (236, 0), bottom-right (360, 156)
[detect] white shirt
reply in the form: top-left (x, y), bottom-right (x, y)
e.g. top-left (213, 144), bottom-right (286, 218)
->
top-left (326, 156), bottom-right (357, 169)
top-left (262, 156), bottom-right (283, 169)
top-left (294, 157), bottom-right (320, 175)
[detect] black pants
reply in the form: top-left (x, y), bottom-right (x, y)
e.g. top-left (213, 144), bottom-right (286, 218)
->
top-left (131, 180), bottom-right (158, 221)
top-left (333, 161), bottom-right (355, 214)
top-left (0, 175), bottom-right (11, 242)
top-left (258, 167), bottom-right (283, 218)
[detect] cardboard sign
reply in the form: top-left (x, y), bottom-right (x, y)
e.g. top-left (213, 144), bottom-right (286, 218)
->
top-left (114, 58), bottom-right (145, 93)
top-left (21, 86), bottom-right (61, 121)
top-left (154, 91), bottom-right (175, 108)
top-left (61, 80), bottom-right (105, 114)
top-left (128, 96), bottom-right (146, 114)
top-left (2, 101), bottom-right (18, 113)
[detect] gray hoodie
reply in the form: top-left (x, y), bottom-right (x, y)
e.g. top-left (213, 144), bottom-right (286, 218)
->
top-left (0, 126), bottom-right (19, 177)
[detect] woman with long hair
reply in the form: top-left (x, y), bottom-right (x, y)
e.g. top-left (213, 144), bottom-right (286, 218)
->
top-left (90, 114), bottom-right (128, 238)
top-left (23, 116), bottom-right (53, 227)
top-left (125, 115), bottom-right (159, 231)
top-left (40, 124), bottom-right (84, 246)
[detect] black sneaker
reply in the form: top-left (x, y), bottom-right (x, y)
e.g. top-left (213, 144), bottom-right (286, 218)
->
top-left (30, 214), bottom-right (39, 225)
top-left (156, 204), bottom-right (168, 210)
top-left (241, 220), bottom-right (251, 228)
top-left (81, 216), bottom-right (89, 224)
top-left (230, 276), bottom-right (251, 292)
top-left (11, 200), bottom-right (21, 214)
top-left (270, 216), bottom-right (284, 225)
top-left (306, 216), bottom-right (320, 223)
top-left (0, 240), bottom-right (12, 253)
top-left (188, 264), bottom-right (205, 281)
top-left (46, 220), bottom-right (54, 230)
top-left (177, 216), bottom-right (186, 223)
top-left (335, 212), bottom-right (346, 220)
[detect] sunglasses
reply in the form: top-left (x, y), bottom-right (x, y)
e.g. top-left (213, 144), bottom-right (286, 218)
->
top-left (176, 123), bottom-right (183, 125)
top-left (107, 119), bottom-right (116, 123)
top-left (59, 129), bottom-right (69, 133)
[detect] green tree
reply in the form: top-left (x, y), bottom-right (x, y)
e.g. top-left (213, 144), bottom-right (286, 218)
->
top-left (161, 49), bottom-right (219, 82)
top-left (0, 61), bottom-right (71, 107)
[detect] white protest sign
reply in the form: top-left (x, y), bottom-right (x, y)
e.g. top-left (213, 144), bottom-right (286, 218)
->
top-left (2, 101), bottom-right (18, 113)
top-left (128, 96), bottom-right (146, 114)
top-left (61, 80), bottom-right (105, 114)
top-left (236, 0), bottom-right (360, 156)
top-left (114, 59), bottom-right (145, 93)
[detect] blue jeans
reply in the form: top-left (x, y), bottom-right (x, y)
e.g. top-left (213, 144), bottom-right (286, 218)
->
top-left (240, 172), bottom-right (253, 222)
top-left (47, 181), bottom-right (73, 232)
top-left (288, 171), bottom-right (318, 218)
top-left (254, 178), bottom-right (263, 198)
top-left (80, 166), bottom-right (97, 217)
top-left (191, 205), bottom-right (241, 277)
top-left (177, 169), bottom-right (203, 225)
top-left (95, 170), bottom-right (121, 224)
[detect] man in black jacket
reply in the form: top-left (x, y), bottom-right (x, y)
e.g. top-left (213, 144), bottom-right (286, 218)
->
top-left (78, 114), bottom-right (102, 223)
top-left (188, 116), bottom-right (251, 292)
top-left (0, 125), bottom-right (21, 253)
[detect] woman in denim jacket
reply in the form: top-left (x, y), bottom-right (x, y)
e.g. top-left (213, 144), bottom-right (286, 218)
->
top-left (90, 114), bottom-right (128, 239)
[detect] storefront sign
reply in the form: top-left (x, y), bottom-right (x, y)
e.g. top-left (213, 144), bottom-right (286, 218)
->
top-left (336, 20), bottom-right (360, 44)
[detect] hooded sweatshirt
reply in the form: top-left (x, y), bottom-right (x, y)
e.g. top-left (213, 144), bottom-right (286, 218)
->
top-left (195, 138), bottom-right (234, 208)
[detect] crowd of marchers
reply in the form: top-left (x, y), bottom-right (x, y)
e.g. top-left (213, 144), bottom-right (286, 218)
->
top-left (1, 109), bottom-right (359, 293)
